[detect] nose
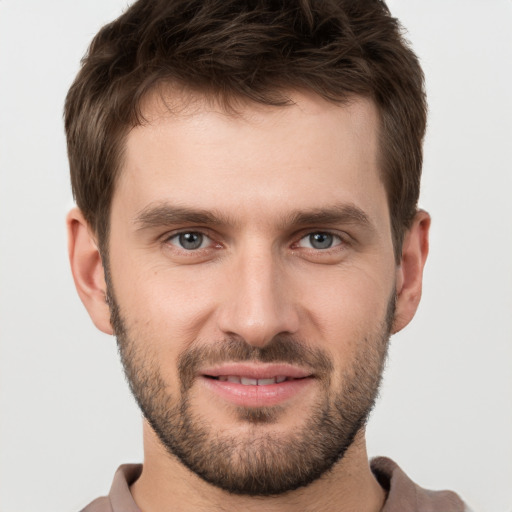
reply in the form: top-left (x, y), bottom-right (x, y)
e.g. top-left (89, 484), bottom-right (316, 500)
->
top-left (216, 244), bottom-right (300, 347)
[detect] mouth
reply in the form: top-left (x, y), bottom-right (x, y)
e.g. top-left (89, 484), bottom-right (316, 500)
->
top-left (198, 363), bottom-right (315, 407)
top-left (201, 362), bottom-right (313, 383)
top-left (206, 375), bottom-right (296, 385)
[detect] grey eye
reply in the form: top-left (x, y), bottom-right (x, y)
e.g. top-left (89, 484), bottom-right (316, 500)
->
top-left (309, 233), bottom-right (333, 249)
top-left (170, 232), bottom-right (207, 250)
top-left (298, 232), bottom-right (341, 250)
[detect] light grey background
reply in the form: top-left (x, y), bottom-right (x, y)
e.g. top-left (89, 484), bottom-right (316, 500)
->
top-left (0, 1), bottom-right (511, 511)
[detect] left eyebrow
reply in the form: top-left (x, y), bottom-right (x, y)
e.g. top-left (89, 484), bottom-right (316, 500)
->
top-left (283, 204), bottom-right (373, 230)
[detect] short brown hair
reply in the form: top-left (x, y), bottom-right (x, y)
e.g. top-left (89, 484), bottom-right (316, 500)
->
top-left (65, 0), bottom-right (426, 258)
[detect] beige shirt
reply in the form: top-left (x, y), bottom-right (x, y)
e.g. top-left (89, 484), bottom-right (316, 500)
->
top-left (81, 457), bottom-right (468, 512)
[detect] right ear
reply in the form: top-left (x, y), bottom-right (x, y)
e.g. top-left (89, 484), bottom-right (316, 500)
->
top-left (67, 208), bottom-right (113, 335)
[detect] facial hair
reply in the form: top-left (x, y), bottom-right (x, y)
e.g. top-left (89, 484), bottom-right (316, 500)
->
top-left (108, 287), bottom-right (394, 496)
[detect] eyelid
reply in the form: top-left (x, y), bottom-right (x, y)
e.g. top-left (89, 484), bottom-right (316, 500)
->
top-left (159, 227), bottom-right (351, 253)
top-left (162, 228), bottom-right (219, 250)
top-left (298, 232), bottom-right (343, 248)
top-left (169, 232), bottom-right (210, 250)
top-left (293, 229), bottom-right (350, 247)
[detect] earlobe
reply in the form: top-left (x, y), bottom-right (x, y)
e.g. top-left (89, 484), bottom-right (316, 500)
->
top-left (67, 208), bottom-right (113, 335)
top-left (392, 210), bottom-right (430, 334)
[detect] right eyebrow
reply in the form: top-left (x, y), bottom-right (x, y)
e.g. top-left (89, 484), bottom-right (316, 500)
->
top-left (133, 203), bottom-right (236, 231)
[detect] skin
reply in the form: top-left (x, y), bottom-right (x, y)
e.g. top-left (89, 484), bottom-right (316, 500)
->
top-left (68, 91), bottom-right (430, 512)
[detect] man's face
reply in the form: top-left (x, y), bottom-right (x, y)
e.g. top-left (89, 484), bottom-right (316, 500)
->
top-left (106, 92), bottom-right (398, 495)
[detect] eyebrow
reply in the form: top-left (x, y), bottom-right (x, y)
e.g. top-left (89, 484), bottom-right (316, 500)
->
top-left (284, 205), bottom-right (371, 229)
top-left (133, 202), bottom-right (373, 231)
top-left (134, 204), bottom-right (237, 230)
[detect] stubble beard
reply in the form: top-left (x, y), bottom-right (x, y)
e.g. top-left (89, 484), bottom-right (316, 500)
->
top-left (108, 286), bottom-right (394, 496)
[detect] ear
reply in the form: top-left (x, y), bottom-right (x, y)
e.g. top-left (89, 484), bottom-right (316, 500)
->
top-left (67, 208), bottom-right (113, 335)
top-left (392, 210), bottom-right (431, 334)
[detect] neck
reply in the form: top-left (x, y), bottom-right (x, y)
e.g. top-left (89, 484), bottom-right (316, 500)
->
top-left (130, 422), bottom-right (385, 512)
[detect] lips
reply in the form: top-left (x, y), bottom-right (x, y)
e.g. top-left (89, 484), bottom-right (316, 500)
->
top-left (202, 363), bottom-right (312, 383)
top-left (199, 363), bottom-right (314, 407)
top-left (214, 375), bottom-right (288, 385)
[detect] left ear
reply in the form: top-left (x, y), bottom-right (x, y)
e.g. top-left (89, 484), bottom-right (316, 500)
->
top-left (392, 210), bottom-right (431, 334)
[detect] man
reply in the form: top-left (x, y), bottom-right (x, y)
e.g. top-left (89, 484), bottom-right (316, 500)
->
top-left (65, 0), bottom-right (468, 510)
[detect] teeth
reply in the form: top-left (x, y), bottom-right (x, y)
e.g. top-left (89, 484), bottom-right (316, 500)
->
top-left (216, 376), bottom-right (291, 385)
top-left (256, 378), bottom-right (275, 385)
top-left (240, 377), bottom-right (258, 385)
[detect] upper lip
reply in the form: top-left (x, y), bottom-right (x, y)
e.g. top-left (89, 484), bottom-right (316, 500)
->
top-left (200, 363), bottom-right (313, 380)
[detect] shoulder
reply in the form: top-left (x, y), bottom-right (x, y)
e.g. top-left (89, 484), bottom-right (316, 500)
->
top-left (79, 464), bottom-right (142, 512)
top-left (371, 456), bottom-right (468, 512)
top-left (80, 496), bottom-right (113, 512)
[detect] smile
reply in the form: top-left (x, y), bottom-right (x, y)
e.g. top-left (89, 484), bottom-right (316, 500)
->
top-left (208, 375), bottom-right (293, 385)
top-left (199, 364), bottom-right (315, 407)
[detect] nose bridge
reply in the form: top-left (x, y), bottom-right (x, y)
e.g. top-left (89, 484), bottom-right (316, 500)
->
top-left (217, 240), bottom-right (299, 346)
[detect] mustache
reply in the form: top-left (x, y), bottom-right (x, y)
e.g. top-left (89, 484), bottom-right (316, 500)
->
top-left (178, 336), bottom-right (334, 392)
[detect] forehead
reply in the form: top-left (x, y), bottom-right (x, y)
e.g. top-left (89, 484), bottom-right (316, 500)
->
top-left (115, 89), bottom-right (387, 231)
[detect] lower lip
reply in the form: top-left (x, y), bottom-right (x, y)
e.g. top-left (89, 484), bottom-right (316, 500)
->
top-left (200, 376), bottom-right (314, 407)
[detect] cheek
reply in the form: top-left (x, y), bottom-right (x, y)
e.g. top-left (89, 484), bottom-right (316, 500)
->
top-left (111, 257), bottom-right (220, 348)
top-left (112, 269), bottom-right (217, 391)
top-left (297, 263), bottom-right (394, 359)
top-left (303, 263), bottom-right (392, 322)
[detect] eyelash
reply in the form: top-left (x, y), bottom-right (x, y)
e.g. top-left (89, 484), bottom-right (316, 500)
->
top-left (163, 229), bottom-right (348, 254)
top-left (294, 232), bottom-right (344, 251)
top-left (164, 230), bottom-right (220, 252)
